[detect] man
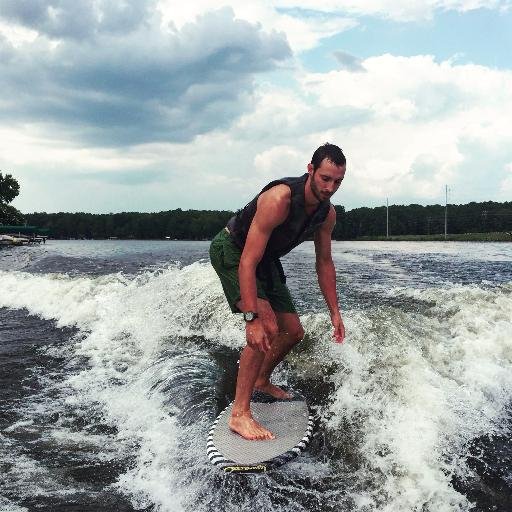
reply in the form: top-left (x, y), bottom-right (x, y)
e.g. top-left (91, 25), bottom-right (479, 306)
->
top-left (209, 143), bottom-right (346, 441)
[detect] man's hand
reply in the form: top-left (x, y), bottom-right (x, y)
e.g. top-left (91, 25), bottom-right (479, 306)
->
top-left (246, 319), bottom-right (272, 352)
top-left (331, 311), bottom-right (345, 343)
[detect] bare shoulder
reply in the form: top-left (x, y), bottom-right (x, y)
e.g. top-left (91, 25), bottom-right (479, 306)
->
top-left (255, 184), bottom-right (291, 225)
top-left (259, 184), bottom-right (291, 205)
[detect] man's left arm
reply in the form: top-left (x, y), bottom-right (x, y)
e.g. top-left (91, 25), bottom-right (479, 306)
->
top-left (314, 206), bottom-right (345, 343)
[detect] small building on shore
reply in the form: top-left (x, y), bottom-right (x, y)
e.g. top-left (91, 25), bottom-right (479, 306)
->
top-left (0, 225), bottom-right (50, 244)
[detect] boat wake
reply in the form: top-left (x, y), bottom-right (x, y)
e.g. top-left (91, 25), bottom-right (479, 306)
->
top-left (0, 265), bottom-right (511, 511)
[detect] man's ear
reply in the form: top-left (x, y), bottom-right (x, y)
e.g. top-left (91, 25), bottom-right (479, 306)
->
top-left (307, 163), bottom-right (314, 175)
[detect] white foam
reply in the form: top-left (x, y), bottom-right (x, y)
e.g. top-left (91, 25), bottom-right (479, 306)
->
top-left (323, 283), bottom-right (512, 511)
top-left (0, 433), bottom-right (78, 502)
top-left (0, 497), bottom-right (29, 512)
top-left (2, 263), bottom-right (511, 511)
top-left (0, 263), bottom-right (245, 511)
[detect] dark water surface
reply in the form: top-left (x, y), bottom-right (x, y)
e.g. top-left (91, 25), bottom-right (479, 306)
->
top-left (1, 240), bottom-right (511, 512)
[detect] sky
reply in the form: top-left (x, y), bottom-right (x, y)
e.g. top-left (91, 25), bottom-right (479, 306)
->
top-left (1, 0), bottom-right (512, 214)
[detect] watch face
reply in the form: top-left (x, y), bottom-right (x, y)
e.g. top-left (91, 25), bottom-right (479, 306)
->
top-left (244, 312), bottom-right (255, 321)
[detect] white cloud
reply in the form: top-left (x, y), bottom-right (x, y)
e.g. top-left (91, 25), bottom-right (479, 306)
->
top-left (293, 55), bottom-right (512, 199)
top-left (157, 0), bottom-right (357, 52)
top-left (500, 163), bottom-right (512, 198)
top-left (3, 2), bottom-right (512, 213)
top-left (0, 5), bottom-right (290, 147)
top-left (205, 54), bottom-right (512, 207)
top-left (0, 20), bottom-right (37, 46)
top-left (254, 145), bottom-right (305, 179)
top-left (155, 0), bottom-right (511, 54)
top-left (8, 51), bottom-right (512, 213)
top-left (273, 0), bottom-right (511, 21)
top-left (3, 0), bottom-right (510, 54)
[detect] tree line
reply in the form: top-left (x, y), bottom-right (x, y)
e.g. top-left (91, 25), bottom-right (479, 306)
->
top-left (2, 172), bottom-right (510, 239)
top-left (24, 210), bottom-right (234, 240)
top-left (22, 201), bottom-right (512, 240)
top-left (333, 201), bottom-right (512, 239)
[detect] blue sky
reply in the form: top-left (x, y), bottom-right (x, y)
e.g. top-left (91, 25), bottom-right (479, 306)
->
top-left (1, 0), bottom-right (511, 214)
top-left (302, 8), bottom-right (512, 72)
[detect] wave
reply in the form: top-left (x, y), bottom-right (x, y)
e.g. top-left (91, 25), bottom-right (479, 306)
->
top-left (323, 283), bottom-right (512, 511)
top-left (1, 266), bottom-right (511, 511)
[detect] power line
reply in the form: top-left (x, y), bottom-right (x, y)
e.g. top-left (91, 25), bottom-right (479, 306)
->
top-left (386, 197), bottom-right (389, 239)
top-left (445, 185), bottom-right (448, 240)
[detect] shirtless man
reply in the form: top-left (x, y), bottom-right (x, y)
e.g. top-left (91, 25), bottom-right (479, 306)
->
top-left (209, 143), bottom-right (346, 440)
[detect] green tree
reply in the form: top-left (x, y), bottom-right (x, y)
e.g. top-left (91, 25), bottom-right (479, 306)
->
top-left (0, 172), bottom-right (23, 224)
top-left (0, 172), bottom-right (19, 203)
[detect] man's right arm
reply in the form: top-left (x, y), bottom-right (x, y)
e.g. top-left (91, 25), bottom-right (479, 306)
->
top-left (238, 185), bottom-right (290, 352)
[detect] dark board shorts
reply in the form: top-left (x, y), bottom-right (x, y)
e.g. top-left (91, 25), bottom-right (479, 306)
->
top-left (209, 229), bottom-right (297, 314)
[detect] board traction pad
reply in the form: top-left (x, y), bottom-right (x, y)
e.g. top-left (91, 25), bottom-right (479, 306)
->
top-left (207, 390), bottom-right (314, 473)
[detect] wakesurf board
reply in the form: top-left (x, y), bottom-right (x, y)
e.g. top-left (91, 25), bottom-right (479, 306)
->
top-left (207, 390), bottom-right (314, 473)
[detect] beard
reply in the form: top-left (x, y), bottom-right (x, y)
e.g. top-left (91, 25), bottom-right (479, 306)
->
top-left (310, 173), bottom-right (329, 202)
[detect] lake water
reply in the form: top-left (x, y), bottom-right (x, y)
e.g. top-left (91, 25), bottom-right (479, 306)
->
top-left (1, 239), bottom-right (511, 512)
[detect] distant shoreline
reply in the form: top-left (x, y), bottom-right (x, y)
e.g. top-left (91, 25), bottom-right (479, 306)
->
top-left (354, 232), bottom-right (512, 242)
top-left (17, 231), bottom-right (511, 243)
top-left (21, 200), bottom-right (512, 241)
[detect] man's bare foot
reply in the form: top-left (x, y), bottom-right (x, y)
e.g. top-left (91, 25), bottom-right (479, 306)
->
top-left (229, 410), bottom-right (275, 441)
top-left (254, 380), bottom-right (292, 400)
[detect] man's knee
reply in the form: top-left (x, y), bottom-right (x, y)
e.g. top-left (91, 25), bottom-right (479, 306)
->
top-left (276, 313), bottom-right (305, 343)
top-left (279, 323), bottom-right (304, 344)
top-left (264, 321), bottom-right (279, 340)
top-left (287, 324), bottom-right (305, 343)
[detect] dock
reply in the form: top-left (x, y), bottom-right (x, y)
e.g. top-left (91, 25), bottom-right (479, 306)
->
top-left (0, 225), bottom-right (49, 246)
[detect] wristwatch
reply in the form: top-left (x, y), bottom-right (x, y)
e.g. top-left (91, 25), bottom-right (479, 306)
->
top-left (243, 311), bottom-right (259, 322)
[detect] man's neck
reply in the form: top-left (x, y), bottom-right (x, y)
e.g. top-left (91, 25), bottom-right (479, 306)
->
top-left (304, 175), bottom-right (321, 213)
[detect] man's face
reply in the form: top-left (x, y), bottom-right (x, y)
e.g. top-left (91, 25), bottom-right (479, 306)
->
top-left (308, 158), bottom-right (346, 202)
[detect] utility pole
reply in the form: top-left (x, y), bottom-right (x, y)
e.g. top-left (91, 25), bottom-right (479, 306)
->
top-left (444, 185), bottom-right (448, 240)
top-left (386, 198), bottom-right (389, 239)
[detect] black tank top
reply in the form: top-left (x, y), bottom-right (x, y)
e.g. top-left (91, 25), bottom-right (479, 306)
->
top-left (226, 174), bottom-right (330, 286)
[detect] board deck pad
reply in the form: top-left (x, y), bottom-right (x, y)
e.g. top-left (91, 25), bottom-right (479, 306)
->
top-left (207, 390), bottom-right (314, 473)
